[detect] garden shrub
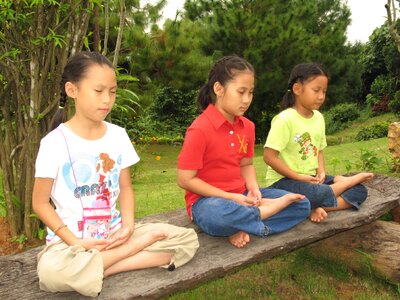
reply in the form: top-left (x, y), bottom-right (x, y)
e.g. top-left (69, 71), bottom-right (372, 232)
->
top-left (324, 103), bottom-right (360, 134)
top-left (128, 87), bottom-right (198, 143)
top-left (355, 122), bottom-right (389, 141)
top-left (389, 90), bottom-right (400, 116)
top-left (369, 75), bottom-right (397, 114)
top-left (370, 74), bottom-right (396, 97)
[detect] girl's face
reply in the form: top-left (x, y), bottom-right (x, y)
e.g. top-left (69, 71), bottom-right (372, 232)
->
top-left (214, 70), bottom-right (254, 123)
top-left (68, 63), bottom-right (117, 123)
top-left (293, 75), bottom-right (328, 117)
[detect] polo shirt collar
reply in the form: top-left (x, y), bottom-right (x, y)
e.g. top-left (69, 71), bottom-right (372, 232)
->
top-left (204, 104), bottom-right (244, 129)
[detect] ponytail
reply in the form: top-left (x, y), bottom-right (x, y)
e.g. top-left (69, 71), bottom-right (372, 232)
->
top-left (280, 89), bottom-right (296, 111)
top-left (50, 90), bottom-right (68, 131)
top-left (197, 82), bottom-right (214, 110)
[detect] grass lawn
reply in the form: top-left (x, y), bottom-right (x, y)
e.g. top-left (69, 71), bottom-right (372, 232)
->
top-left (133, 133), bottom-right (400, 299)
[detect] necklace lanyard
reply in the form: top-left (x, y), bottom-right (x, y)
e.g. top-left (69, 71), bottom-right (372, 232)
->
top-left (57, 127), bottom-right (112, 239)
top-left (57, 128), bottom-right (85, 212)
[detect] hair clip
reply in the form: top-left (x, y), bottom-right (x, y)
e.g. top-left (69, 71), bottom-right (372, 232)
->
top-left (59, 105), bottom-right (65, 110)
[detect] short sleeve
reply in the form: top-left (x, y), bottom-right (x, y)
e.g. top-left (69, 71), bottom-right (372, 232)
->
top-left (245, 121), bottom-right (255, 158)
top-left (177, 127), bottom-right (207, 170)
top-left (119, 128), bottom-right (140, 169)
top-left (264, 114), bottom-right (291, 152)
top-left (35, 132), bottom-right (62, 179)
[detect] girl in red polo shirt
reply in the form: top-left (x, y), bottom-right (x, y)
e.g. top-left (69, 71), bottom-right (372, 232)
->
top-left (177, 56), bottom-right (311, 248)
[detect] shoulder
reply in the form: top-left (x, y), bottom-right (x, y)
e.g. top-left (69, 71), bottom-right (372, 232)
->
top-left (239, 116), bottom-right (255, 130)
top-left (187, 113), bottom-right (210, 131)
top-left (105, 122), bottom-right (126, 134)
top-left (271, 109), bottom-right (295, 125)
top-left (313, 110), bottom-right (324, 119)
top-left (40, 125), bottom-right (65, 146)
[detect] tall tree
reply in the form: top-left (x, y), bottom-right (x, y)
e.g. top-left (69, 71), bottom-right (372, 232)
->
top-left (0, 1), bottom-right (94, 237)
top-left (386, 0), bottom-right (400, 53)
top-left (182, 0), bottom-right (358, 139)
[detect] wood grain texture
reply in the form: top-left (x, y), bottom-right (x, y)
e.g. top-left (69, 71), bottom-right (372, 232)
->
top-left (0, 175), bottom-right (399, 299)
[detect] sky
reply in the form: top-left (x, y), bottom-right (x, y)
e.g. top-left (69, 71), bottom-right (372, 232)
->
top-left (144, 0), bottom-right (388, 44)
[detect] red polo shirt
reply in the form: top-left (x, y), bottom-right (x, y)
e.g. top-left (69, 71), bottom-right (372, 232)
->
top-left (178, 104), bottom-right (255, 218)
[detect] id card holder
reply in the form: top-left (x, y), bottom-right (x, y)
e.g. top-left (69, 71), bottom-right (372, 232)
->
top-left (81, 207), bottom-right (111, 239)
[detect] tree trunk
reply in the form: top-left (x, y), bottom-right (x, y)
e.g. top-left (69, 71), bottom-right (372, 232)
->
top-left (93, 5), bottom-right (100, 52)
top-left (386, 0), bottom-right (400, 53)
top-left (306, 220), bottom-right (400, 284)
top-left (113, 0), bottom-right (126, 67)
top-left (388, 121), bottom-right (400, 172)
top-left (0, 1), bottom-right (92, 239)
top-left (102, 0), bottom-right (110, 56)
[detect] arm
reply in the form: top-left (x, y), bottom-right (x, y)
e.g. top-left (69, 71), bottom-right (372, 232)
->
top-left (105, 167), bottom-right (135, 249)
top-left (32, 178), bottom-right (113, 250)
top-left (177, 169), bottom-right (258, 206)
top-left (316, 150), bottom-right (326, 183)
top-left (240, 157), bottom-right (261, 204)
top-left (263, 147), bottom-right (319, 184)
top-left (32, 178), bottom-right (78, 245)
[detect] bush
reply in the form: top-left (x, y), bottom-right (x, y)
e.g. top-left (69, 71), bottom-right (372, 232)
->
top-left (369, 75), bottom-right (397, 115)
top-left (126, 87), bottom-right (198, 143)
top-left (389, 90), bottom-right (400, 116)
top-left (370, 75), bottom-right (396, 98)
top-left (355, 122), bottom-right (389, 141)
top-left (324, 103), bottom-right (360, 134)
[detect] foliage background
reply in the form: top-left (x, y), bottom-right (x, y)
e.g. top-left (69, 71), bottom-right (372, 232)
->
top-left (0, 0), bottom-right (400, 248)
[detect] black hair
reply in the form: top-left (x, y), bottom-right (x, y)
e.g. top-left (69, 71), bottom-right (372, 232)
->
top-left (280, 62), bottom-right (329, 111)
top-left (51, 51), bottom-right (114, 130)
top-left (197, 55), bottom-right (255, 111)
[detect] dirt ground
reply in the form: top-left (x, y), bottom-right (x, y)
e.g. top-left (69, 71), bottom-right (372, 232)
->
top-left (0, 217), bottom-right (43, 256)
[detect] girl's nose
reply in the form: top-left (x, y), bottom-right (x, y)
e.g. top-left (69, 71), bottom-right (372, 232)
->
top-left (103, 93), bottom-right (112, 104)
top-left (244, 94), bottom-right (252, 103)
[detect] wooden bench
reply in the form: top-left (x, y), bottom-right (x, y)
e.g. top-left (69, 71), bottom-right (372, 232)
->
top-left (0, 175), bottom-right (399, 299)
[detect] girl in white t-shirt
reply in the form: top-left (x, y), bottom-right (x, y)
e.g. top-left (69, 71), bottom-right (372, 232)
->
top-left (32, 52), bottom-right (198, 297)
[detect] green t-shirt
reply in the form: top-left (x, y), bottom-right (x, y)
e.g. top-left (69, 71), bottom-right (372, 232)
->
top-left (264, 108), bottom-right (327, 186)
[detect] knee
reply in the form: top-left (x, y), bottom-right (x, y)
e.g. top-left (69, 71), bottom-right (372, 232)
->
top-left (37, 258), bottom-right (64, 292)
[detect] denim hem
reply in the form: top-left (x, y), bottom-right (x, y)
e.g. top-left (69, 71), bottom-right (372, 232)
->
top-left (340, 194), bottom-right (360, 210)
top-left (261, 225), bottom-right (271, 238)
top-left (326, 185), bottom-right (338, 208)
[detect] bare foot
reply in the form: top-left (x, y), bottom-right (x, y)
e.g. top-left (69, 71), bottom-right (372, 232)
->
top-left (280, 193), bottom-right (305, 203)
top-left (261, 193), bottom-right (305, 206)
top-left (309, 207), bottom-right (328, 222)
top-left (354, 172), bottom-right (374, 182)
top-left (228, 231), bottom-right (250, 248)
top-left (333, 175), bottom-right (347, 182)
top-left (127, 230), bottom-right (168, 254)
top-left (335, 173), bottom-right (374, 184)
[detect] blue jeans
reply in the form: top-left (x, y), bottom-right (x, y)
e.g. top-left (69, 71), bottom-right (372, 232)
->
top-left (191, 188), bottom-right (311, 238)
top-left (271, 175), bottom-right (368, 209)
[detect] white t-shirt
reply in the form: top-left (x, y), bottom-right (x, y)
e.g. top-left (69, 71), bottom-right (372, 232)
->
top-left (35, 122), bottom-right (139, 244)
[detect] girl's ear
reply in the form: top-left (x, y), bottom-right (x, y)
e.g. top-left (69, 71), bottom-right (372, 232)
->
top-left (65, 82), bottom-right (77, 98)
top-left (292, 82), bottom-right (302, 96)
top-left (213, 81), bottom-right (224, 98)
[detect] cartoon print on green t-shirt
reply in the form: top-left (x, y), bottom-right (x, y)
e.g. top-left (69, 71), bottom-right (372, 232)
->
top-left (294, 132), bottom-right (317, 160)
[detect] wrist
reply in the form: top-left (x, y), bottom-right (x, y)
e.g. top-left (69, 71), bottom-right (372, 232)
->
top-left (122, 223), bottom-right (135, 233)
top-left (246, 184), bottom-right (259, 191)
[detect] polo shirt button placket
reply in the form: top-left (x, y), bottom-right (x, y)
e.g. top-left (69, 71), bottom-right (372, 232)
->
top-left (229, 130), bottom-right (234, 147)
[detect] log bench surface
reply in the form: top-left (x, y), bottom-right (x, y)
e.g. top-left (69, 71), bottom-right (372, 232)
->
top-left (1, 175), bottom-right (399, 300)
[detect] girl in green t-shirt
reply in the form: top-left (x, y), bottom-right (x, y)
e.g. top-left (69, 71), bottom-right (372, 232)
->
top-left (263, 63), bottom-right (373, 223)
